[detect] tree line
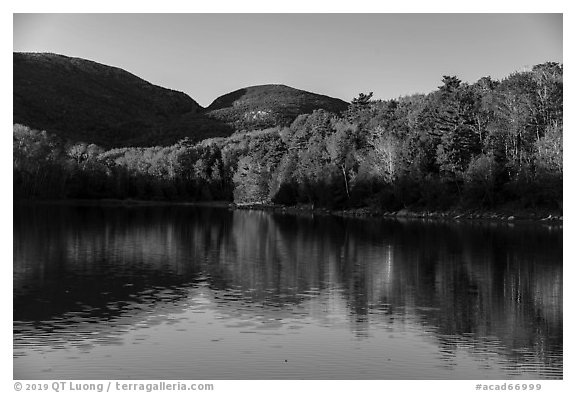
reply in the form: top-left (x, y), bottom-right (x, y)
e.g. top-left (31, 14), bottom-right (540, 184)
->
top-left (14, 63), bottom-right (563, 212)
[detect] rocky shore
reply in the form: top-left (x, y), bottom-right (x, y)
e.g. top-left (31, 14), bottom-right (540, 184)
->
top-left (232, 202), bottom-right (563, 223)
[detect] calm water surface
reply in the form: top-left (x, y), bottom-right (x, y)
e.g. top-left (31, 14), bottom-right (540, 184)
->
top-left (13, 204), bottom-right (562, 379)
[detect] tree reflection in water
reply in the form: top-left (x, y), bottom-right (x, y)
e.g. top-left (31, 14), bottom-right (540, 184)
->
top-left (14, 204), bottom-right (562, 378)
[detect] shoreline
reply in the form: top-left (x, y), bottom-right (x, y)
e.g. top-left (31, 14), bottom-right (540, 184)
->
top-left (13, 198), bottom-right (232, 208)
top-left (14, 198), bottom-right (563, 224)
top-left (232, 202), bottom-right (563, 223)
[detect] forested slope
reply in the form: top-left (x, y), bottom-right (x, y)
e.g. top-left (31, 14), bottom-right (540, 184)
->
top-left (14, 52), bottom-right (231, 147)
top-left (14, 62), bottom-right (563, 213)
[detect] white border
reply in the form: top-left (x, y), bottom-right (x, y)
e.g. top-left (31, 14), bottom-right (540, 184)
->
top-left (3, 2), bottom-right (572, 393)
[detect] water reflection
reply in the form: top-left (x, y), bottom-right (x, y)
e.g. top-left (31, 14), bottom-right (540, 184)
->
top-left (13, 204), bottom-right (562, 379)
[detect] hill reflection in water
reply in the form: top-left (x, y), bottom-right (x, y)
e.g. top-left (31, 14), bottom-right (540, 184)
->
top-left (13, 204), bottom-right (562, 379)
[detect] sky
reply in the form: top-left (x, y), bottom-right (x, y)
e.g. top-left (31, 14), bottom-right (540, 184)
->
top-left (13, 13), bottom-right (562, 107)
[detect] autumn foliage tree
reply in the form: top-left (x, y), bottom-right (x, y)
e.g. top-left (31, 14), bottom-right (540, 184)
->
top-left (14, 63), bottom-right (562, 212)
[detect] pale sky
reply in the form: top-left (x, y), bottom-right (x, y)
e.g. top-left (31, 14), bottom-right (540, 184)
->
top-left (13, 13), bottom-right (563, 107)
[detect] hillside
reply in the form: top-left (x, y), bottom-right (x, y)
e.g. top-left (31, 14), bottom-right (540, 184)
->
top-left (14, 53), bottom-right (351, 147)
top-left (205, 84), bottom-right (349, 130)
top-left (13, 52), bottom-right (233, 147)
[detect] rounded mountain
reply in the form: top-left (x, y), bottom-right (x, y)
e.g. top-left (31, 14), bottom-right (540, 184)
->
top-left (205, 84), bottom-right (349, 130)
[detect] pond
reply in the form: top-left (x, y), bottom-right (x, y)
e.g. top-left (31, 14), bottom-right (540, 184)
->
top-left (13, 203), bottom-right (562, 379)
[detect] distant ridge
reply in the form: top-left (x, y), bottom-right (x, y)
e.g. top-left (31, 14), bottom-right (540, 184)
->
top-left (14, 53), bottom-right (350, 147)
top-left (205, 84), bottom-right (349, 130)
top-left (13, 52), bottom-right (230, 147)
